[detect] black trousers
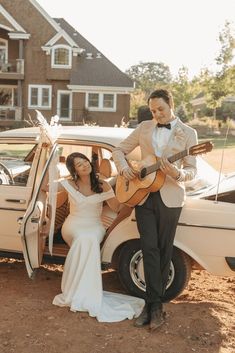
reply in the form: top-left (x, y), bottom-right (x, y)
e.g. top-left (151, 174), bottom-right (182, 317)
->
top-left (135, 191), bottom-right (182, 311)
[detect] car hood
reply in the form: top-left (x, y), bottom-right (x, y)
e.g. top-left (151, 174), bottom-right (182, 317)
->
top-left (180, 197), bottom-right (235, 228)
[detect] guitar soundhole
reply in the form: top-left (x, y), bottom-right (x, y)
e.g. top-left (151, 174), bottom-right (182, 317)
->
top-left (140, 168), bottom-right (147, 180)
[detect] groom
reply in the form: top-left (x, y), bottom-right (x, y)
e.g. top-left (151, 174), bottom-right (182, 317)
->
top-left (112, 89), bottom-right (198, 331)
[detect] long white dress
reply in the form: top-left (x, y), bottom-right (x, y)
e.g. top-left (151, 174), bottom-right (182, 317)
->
top-left (53, 179), bottom-right (144, 322)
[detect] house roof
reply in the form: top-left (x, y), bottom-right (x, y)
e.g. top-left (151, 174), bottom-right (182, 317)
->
top-left (0, 3), bottom-right (30, 39)
top-left (54, 18), bottom-right (133, 89)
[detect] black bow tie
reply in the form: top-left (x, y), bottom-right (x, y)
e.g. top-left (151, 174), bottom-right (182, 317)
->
top-left (157, 122), bottom-right (171, 130)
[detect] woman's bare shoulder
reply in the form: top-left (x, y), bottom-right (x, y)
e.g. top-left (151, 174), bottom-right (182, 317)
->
top-left (99, 179), bottom-right (111, 192)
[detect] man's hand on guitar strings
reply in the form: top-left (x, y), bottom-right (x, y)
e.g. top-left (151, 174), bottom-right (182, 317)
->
top-left (121, 166), bottom-right (137, 180)
top-left (160, 158), bottom-right (180, 179)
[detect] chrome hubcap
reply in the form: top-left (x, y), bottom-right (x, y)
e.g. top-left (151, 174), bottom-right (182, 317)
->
top-left (129, 250), bottom-right (175, 291)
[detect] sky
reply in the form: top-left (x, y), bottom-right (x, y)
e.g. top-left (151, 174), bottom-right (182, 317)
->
top-left (37, 0), bottom-right (235, 79)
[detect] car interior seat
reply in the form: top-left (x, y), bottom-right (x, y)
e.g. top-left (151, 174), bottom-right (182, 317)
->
top-left (99, 158), bottom-right (117, 187)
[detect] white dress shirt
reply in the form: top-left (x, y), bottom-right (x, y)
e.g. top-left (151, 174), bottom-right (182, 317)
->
top-left (152, 118), bottom-right (178, 157)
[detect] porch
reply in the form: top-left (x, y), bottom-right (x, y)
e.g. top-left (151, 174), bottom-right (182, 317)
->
top-left (0, 107), bottom-right (23, 130)
top-left (0, 59), bottom-right (24, 80)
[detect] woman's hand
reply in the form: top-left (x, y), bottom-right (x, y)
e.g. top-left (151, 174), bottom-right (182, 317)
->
top-left (102, 181), bottom-right (120, 213)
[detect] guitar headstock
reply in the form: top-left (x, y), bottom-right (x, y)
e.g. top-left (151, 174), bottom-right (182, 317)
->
top-left (189, 141), bottom-right (213, 156)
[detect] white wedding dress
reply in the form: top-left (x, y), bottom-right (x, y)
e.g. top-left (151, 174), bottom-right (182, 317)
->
top-left (53, 179), bottom-right (144, 322)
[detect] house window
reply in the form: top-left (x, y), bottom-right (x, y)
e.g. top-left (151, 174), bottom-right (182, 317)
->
top-left (0, 39), bottom-right (7, 64)
top-left (54, 48), bottom-right (69, 65)
top-left (103, 94), bottom-right (114, 108)
top-left (0, 86), bottom-right (17, 107)
top-left (28, 85), bottom-right (52, 109)
top-left (86, 93), bottom-right (116, 112)
top-left (88, 93), bottom-right (99, 108)
top-left (51, 45), bottom-right (72, 68)
top-left (57, 91), bottom-right (72, 120)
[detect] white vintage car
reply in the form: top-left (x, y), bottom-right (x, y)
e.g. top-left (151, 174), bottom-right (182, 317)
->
top-left (0, 121), bottom-right (234, 303)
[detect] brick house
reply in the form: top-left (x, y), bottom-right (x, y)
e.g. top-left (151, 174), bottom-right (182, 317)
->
top-left (0, 0), bottom-right (133, 128)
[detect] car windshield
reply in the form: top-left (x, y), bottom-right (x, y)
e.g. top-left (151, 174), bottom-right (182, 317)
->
top-left (0, 143), bottom-right (36, 160)
top-left (0, 143), bottom-right (36, 186)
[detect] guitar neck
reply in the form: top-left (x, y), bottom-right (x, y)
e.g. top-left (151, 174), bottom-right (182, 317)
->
top-left (146, 149), bottom-right (188, 175)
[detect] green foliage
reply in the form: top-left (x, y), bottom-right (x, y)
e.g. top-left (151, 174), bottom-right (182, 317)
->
top-left (126, 62), bottom-right (172, 98)
top-left (216, 21), bottom-right (235, 68)
top-left (213, 101), bottom-right (235, 121)
top-left (170, 66), bottom-right (198, 119)
top-left (196, 22), bottom-right (235, 119)
top-left (129, 89), bottom-right (147, 117)
top-left (199, 135), bottom-right (235, 149)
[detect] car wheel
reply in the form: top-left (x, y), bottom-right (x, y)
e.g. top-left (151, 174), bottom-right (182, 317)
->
top-left (117, 239), bottom-right (192, 302)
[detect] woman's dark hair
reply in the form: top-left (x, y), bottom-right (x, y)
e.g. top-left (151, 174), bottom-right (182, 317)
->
top-left (147, 89), bottom-right (174, 109)
top-left (137, 105), bottom-right (152, 123)
top-left (66, 152), bottom-right (103, 193)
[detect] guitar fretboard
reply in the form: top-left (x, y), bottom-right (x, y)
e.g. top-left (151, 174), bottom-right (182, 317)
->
top-left (145, 149), bottom-right (188, 176)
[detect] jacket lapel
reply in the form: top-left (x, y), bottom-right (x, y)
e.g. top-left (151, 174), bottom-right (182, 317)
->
top-left (143, 120), bottom-right (156, 154)
top-left (161, 119), bottom-right (186, 158)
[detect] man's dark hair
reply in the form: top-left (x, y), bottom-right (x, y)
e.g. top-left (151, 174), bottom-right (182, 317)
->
top-left (147, 89), bottom-right (174, 109)
top-left (137, 105), bottom-right (153, 123)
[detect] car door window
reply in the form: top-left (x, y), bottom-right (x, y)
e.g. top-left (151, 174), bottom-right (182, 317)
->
top-left (0, 143), bottom-right (36, 186)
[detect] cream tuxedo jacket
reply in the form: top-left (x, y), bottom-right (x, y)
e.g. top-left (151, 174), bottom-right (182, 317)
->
top-left (112, 119), bottom-right (198, 207)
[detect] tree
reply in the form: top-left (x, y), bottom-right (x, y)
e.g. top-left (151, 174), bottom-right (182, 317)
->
top-left (201, 21), bottom-right (235, 119)
top-left (216, 21), bottom-right (235, 69)
top-left (171, 66), bottom-right (197, 120)
top-left (200, 69), bottom-right (225, 119)
top-left (126, 62), bottom-right (172, 98)
top-left (129, 89), bottom-right (147, 118)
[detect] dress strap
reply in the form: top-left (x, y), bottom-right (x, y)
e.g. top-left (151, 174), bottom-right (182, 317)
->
top-left (97, 188), bottom-right (115, 202)
top-left (60, 179), bottom-right (76, 195)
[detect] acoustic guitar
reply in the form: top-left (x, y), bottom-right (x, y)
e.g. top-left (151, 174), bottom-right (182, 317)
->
top-left (115, 141), bottom-right (213, 207)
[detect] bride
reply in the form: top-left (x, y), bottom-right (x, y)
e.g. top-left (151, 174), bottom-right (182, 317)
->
top-left (53, 152), bottom-right (144, 322)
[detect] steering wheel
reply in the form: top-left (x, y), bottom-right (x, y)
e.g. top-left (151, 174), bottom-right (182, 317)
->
top-left (0, 162), bottom-right (14, 185)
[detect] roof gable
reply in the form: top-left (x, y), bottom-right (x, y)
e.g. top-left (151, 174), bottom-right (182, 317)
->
top-left (29, 0), bottom-right (61, 32)
top-left (0, 4), bottom-right (26, 32)
top-left (54, 18), bottom-right (133, 89)
top-left (44, 30), bottom-right (81, 48)
top-left (30, 0), bottom-right (84, 53)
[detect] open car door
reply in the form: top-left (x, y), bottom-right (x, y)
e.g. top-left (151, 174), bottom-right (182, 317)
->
top-left (19, 111), bottom-right (60, 277)
top-left (19, 143), bottom-right (59, 277)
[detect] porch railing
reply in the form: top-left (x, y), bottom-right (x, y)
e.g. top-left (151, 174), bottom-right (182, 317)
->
top-left (0, 59), bottom-right (24, 75)
top-left (0, 107), bottom-right (22, 121)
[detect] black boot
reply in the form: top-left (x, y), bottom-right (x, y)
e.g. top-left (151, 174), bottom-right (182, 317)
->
top-left (149, 308), bottom-right (166, 331)
top-left (134, 304), bottom-right (151, 327)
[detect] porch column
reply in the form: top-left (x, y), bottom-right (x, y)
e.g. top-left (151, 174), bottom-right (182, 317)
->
top-left (16, 80), bottom-right (23, 121)
top-left (19, 40), bottom-right (23, 59)
top-left (16, 40), bottom-right (24, 121)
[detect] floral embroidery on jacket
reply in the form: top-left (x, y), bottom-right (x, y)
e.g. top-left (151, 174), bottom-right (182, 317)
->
top-left (173, 127), bottom-right (186, 143)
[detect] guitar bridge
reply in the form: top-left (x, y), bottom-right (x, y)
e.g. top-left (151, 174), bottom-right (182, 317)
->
top-left (125, 180), bottom-right (129, 192)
